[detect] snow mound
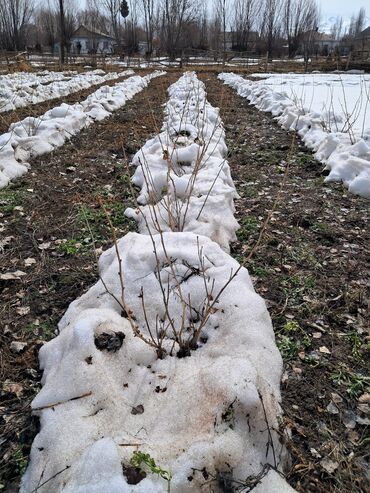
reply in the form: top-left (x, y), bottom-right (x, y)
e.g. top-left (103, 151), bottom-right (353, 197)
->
top-left (125, 72), bottom-right (239, 252)
top-left (219, 72), bottom-right (370, 199)
top-left (0, 69), bottom-right (134, 112)
top-left (21, 232), bottom-right (288, 493)
top-left (0, 71), bottom-right (164, 188)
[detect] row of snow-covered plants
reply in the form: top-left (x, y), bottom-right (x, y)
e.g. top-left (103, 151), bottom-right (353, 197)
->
top-left (20, 72), bottom-right (295, 492)
top-left (0, 68), bottom-right (135, 112)
top-left (0, 70), bottom-right (164, 188)
top-left (219, 71), bottom-right (370, 199)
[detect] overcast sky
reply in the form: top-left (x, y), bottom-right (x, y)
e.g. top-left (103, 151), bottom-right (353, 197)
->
top-left (319, 0), bottom-right (367, 21)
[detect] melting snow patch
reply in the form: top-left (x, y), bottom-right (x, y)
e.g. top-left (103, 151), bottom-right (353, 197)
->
top-left (219, 72), bottom-right (370, 199)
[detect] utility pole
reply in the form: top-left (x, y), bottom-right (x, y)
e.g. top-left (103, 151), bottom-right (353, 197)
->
top-left (59, 0), bottom-right (67, 65)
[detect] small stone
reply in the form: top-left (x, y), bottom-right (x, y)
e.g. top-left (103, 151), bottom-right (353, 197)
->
top-left (319, 346), bottom-right (331, 354)
top-left (10, 341), bottom-right (27, 353)
top-left (342, 410), bottom-right (356, 429)
top-left (326, 401), bottom-right (339, 414)
top-left (331, 393), bottom-right (343, 404)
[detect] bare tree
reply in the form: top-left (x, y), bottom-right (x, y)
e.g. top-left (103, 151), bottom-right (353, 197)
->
top-left (214, 0), bottom-right (229, 55)
top-left (34, 2), bottom-right (58, 52)
top-left (160, 0), bottom-right (197, 60)
top-left (330, 16), bottom-right (343, 41)
top-left (0, 0), bottom-right (35, 50)
top-left (259, 0), bottom-right (282, 60)
top-left (141, 0), bottom-right (156, 56)
top-left (102, 0), bottom-right (122, 50)
top-left (233, 0), bottom-right (259, 51)
top-left (284, 0), bottom-right (319, 58)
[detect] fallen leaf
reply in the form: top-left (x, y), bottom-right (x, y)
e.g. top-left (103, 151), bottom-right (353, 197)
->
top-left (38, 242), bottom-right (51, 250)
top-left (310, 448), bottom-right (322, 459)
top-left (10, 341), bottom-right (27, 353)
top-left (0, 236), bottom-right (14, 250)
top-left (24, 257), bottom-right (36, 266)
top-left (358, 393), bottom-right (370, 404)
top-left (320, 458), bottom-right (339, 474)
top-left (2, 381), bottom-right (23, 398)
top-left (16, 306), bottom-right (30, 316)
top-left (0, 270), bottom-right (27, 280)
top-left (319, 346), bottom-right (331, 354)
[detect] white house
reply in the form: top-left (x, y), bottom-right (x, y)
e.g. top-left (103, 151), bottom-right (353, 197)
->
top-left (70, 25), bottom-right (114, 54)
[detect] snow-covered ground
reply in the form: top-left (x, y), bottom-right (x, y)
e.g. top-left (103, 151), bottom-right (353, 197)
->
top-left (0, 71), bottom-right (164, 188)
top-left (219, 72), bottom-right (370, 199)
top-left (0, 69), bottom-right (134, 112)
top-left (21, 73), bottom-right (294, 493)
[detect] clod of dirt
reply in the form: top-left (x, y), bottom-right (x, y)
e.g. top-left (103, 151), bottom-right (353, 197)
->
top-left (122, 464), bottom-right (147, 484)
top-left (94, 332), bottom-right (125, 352)
top-left (131, 404), bottom-right (144, 415)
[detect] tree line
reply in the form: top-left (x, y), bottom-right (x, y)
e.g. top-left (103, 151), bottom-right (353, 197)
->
top-left (0, 0), bottom-right (367, 60)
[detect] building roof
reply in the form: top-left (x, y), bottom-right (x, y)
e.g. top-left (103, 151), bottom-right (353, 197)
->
top-left (358, 26), bottom-right (370, 38)
top-left (72, 25), bottom-right (114, 40)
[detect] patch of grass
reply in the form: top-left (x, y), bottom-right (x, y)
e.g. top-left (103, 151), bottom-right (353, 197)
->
top-left (12, 446), bottom-right (28, 475)
top-left (24, 321), bottom-right (55, 340)
top-left (0, 188), bottom-right (26, 213)
top-left (276, 320), bottom-right (312, 361)
top-left (345, 331), bottom-right (368, 361)
top-left (330, 365), bottom-right (370, 398)
top-left (237, 216), bottom-right (259, 242)
top-left (248, 265), bottom-right (269, 278)
top-left (58, 238), bottom-right (92, 256)
top-left (296, 153), bottom-right (313, 166)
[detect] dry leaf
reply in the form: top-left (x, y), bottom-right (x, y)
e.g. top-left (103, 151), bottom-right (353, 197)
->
top-left (0, 270), bottom-right (27, 280)
top-left (24, 257), bottom-right (37, 267)
top-left (320, 458), bottom-right (339, 474)
top-left (16, 306), bottom-right (30, 316)
top-left (38, 242), bottom-right (51, 250)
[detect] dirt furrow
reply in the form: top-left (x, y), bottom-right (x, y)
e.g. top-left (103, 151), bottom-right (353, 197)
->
top-left (0, 72), bottom-right (180, 491)
top-left (201, 72), bottom-right (369, 493)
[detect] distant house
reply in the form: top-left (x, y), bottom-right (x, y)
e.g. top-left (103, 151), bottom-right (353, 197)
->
top-left (70, 25), bottom-right (114, 54)
top-left (219, 31), bottom-right (259, 52)
top-left (312, 32), bottom-right (340, 55)
top-left (355, 26), bottom-right (370, 54)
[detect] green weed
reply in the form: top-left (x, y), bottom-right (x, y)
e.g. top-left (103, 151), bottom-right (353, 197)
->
top-left (130, 451), bottom-right (172, 490)
top-left (330, 365), bottom-right (370, 398)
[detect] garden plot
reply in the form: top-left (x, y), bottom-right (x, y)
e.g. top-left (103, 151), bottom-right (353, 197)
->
top-left (219, 72), bottom-right (370, 199)
top-left (21, 73), bottom-right (294, 493)
top-left (0, 69), bottom-right (133, 112)
top-left (0, 71), bottom-right (164, 189)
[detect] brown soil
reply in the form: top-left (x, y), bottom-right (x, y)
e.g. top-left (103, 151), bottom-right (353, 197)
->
top-left (200, 72), bottom-right (369, 493)
top-left (0, 72), bottom-right (178, 491)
